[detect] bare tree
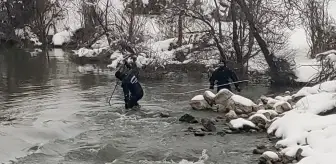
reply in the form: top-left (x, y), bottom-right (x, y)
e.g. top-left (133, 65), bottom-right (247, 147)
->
top-left (299, 0), bottom-right (335, 57)
top-left (27, 0), bottom-right (65, 46)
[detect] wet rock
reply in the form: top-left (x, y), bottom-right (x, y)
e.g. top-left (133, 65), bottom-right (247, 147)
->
top-left (257, 144), bottom-right (267, 150)
top-left (225, 110), bottom-right (238, 120)
top-left (240, 114), bottom-right (249, 118)
top-left (160, 112), bottom-right (170, 118)
top-left (97, 144), bottom-right (123, 162)
top-left (179, 114), bottom-right (198, 124)
top-left (274, 101), bottom-right (292, 114)
top-left (253, 148), bottom-right (265, 154)
top-left (217, 131), bottom-right (226, 136)
top-left (296, 148), bottom-right (304, 161)
top-left (190, 95), bottom-right (211, 110)
top-left (259, 151), bottom-right (280, 163)
top-left (250, 129), bottom-right (258, 133)
top-left (194, 130), bottom-right (205, 137)
top-left (249, 114), bottom-right (270, 130)
top-left (201, 118), bottom-right (216, 132)
top-left (262, 112), bottom-right (271, 120)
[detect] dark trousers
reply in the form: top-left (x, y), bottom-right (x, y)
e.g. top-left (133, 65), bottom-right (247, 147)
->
top-left (127, 91), bottom-right (143, 108)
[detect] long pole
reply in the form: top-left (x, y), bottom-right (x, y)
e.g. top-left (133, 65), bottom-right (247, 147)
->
top-left (108, 83), bottom-right (118, 106)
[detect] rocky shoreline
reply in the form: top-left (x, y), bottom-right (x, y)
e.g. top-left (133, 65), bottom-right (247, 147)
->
top-left (181, 80), bottom-right (336, 164)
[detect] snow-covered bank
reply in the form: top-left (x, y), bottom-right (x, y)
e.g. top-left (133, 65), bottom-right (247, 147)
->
top-left (266, 80), bottom-right (336, 164)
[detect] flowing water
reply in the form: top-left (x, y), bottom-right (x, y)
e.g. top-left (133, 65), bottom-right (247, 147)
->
top-left (0, 49), bottom-right (284, 164)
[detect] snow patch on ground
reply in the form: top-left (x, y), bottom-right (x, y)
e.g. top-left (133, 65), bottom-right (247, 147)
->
top-left (52, 30), bottom-right (73, 46)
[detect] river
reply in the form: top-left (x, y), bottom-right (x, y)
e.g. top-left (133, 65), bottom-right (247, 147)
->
top-left (0, 48), bottom-right (286, 164)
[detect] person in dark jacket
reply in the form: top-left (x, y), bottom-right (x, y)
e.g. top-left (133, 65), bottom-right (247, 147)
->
top-left (115, 69), bottom-right (144, 110)
top-left (209, 61), bottom-right (241, 93)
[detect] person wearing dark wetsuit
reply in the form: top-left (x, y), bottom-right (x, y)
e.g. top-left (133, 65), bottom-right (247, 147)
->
top-left (115, 69), bottom-right (144, 110)
top-left (209, 61), bottom-right (241, 93)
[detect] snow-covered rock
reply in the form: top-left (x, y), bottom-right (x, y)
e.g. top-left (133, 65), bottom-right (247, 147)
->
top-left (249, 113), bottom-right (270, 128)
top-left (229, 118), bottom-right (256, 130)
top-left (256, 110), bottom-right (279, 119)
top-left (274, 101), bottom-right (292, 114)
top-left (52, 30), bottom-right (73, 46)
top-left (260, 151), bottom-right (280, 162)
top-left (213, 89), bottom-right (257, 114)
top-left (190, 95), bottom-right (211, 110)
top-left (203, 90), bottom-right (216, 106)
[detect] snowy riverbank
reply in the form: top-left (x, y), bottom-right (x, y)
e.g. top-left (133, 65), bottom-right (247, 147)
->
top-left (189, 80), bottom-right (336, 163)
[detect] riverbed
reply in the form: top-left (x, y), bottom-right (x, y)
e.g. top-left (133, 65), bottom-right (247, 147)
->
top-left (0, 49), bottom-right (288, 164)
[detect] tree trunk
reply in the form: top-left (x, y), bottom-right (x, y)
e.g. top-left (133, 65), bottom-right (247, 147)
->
top-left (235, 0), bottom-right (280, 83)
top-left (177, 10), bottom-right (183, 47)
top-left (214, 0), bottom-right (223, 42)
top-left (231, 1), bottom-right (243, 68)
top-left (128, 0), bottom-right (135, 43)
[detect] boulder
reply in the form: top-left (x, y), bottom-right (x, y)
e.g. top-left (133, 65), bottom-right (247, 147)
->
top-left (273, 101), bottom-right (292, 114)
top-left (201, 118), bottom-right (216, 132)
top-left (256, 110), bottom-right (279, 119)
top-left (260, 96), bottom-right (279, 109)
top-left (225, 110), bottom-right (238, 120)
top-left (179, 114), bottom-right (198, 123)
top-left (160, 112), bottom-right (170, 118)
top-left (248, 113), bottom-right (270, 128)
top-left (203, 91), bottom-right (216, 106)
top-left (229, 118), bottom-right (258, 131)
top-left (190, 95), bottom-right (211, 110)
top-left (214, 89), bottom-right (257, 115)
top-left (259, 151), bottom-right (280, 163)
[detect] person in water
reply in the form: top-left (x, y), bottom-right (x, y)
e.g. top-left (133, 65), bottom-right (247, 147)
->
top-left (209, 60), bottom-right (241, 93)
top-left (115, 68), bottom-right (144, 110)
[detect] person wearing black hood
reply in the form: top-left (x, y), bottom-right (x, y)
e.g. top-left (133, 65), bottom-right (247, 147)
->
top-left (115, 68), bottom-right (144, 110)
top-left (209, 60), bottom-right (241, 93)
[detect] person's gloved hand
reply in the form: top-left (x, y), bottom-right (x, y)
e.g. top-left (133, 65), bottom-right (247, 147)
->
top-left (236, 87), bottom-right (241, 92)
top-left (209, 85), bottom-right (214, 90)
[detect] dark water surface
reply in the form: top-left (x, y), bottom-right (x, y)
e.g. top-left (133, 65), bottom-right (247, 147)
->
top-left (0, 49), bottom-right (283, 164)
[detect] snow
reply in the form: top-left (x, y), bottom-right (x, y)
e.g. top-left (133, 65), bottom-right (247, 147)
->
top-left (52, 30), bottom-right (73, 46)
top-left (229, 118), bottom-right (256, 129)
top-left (293, 80), bottom-right (336, 97)
top-left (267, 80), bottom-right (336, 163)
top-left (191, 95), bottom-right (205, 101)
top-left (91, 36), bottom-right (109, 49)
top-left (72, 47), bottom-right (107, 58)
top-left (15, 28), bottom-right (42, 46)
top-left (294, 92), bottom-right (336, 115)
top-left (231, 95), bottom-right (256, 106)
top-left (274, 95), bottom-right (292, 102)
top-left (107, 51), bottom-right (125, 69)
